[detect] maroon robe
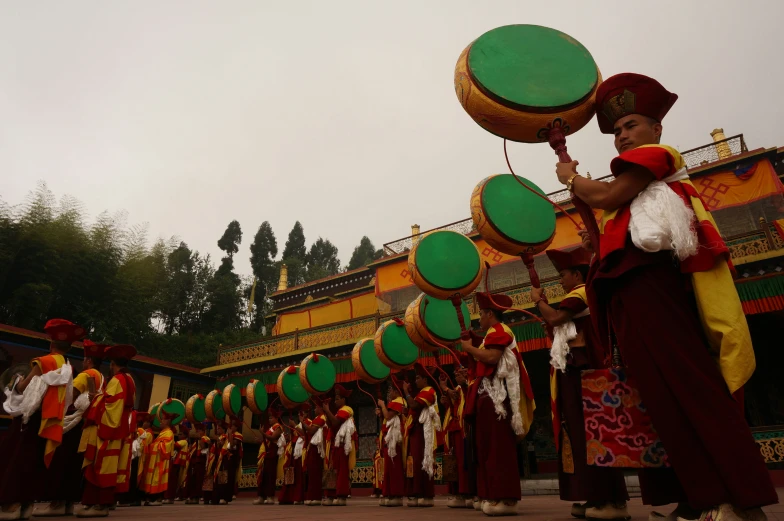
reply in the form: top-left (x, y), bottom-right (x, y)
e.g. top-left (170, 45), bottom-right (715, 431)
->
top-left (257, 450), bottom-right (278, 499)
top-left (556, 296), bottom-right (628, 503)
top-left (185, 448), bottom-right (206, 500)
top-left (325, 428), bottom-right (351, 498)
top-left (37, 418), bottom-right (84, 503)
top-left (278, 453), bottom-right (304, 504)
top-left (589, 245), bottom-right (778, 510)
top-left (404, 408), bottom-right (434, 499)
top-left (475, 393), bottom-right (521, 501)
top-left (0, 415), bottom-right (40, 505)
top-left (382, 418), bottom-right (405, 498)
top-left (304, 442), bottom-right (323, 501)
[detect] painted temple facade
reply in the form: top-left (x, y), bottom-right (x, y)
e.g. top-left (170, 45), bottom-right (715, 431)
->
top-left (203, 130), bottom-right (784, 486)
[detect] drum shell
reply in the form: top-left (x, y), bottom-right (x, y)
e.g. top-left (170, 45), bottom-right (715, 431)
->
top-left (149, 402), bottom-right (161, 430)
top-left (404, 297), bottom-right (439, 353)
top-left (222, 383), bottom-right (242, 419)
top-left (205, 390), bottom-right (225, 423)
top-left (408, 231), bottom-right (483, 300)
top-left (245, 380), bottom-right (267, 415)
top-left (185, 394), bottom-right (207, 424)
top-left (403, 294), bottom-right (470, 353)
top-left (470, 175), bottom-right (556, 256)
top-left (374, 320), bottom-right (418, 371)
top-left (352, 338), bottom-right (390, 384)
top-left (454, 43), bottom-right (602, 143)
top-left (277, 369), bottom-right (309, 410)
top-left (299, 353), bottom-right (336, 396)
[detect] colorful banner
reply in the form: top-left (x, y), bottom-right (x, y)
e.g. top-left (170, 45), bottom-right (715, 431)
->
top-left (693, 159), bottom-right (782, 211)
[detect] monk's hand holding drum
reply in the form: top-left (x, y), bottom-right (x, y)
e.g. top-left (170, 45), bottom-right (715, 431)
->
top-left (556, 160), bottom-right (580, 185)
top-left (530, 286), bottom-right (544, 303)
top-left (578, 229), bottom-right (594, 253)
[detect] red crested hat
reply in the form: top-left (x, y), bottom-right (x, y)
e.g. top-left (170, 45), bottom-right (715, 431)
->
top-left (159, 409), bottom-right (177, 421)
top-left (104, 344), bottom-right (137, 361)
top-left (332, 384), bottom-right (352, 399)
top-left (82, 339), bottom-right (107, 359)
top-left (545, 247), bottom-right (592, 273)
top-left (475, 292), bottom-right (513, 312)
top-left (44, 319), bottom-right (86, 344)
top-left (387, 398), bottom-right (405, 414)
top-left (595, 73), bottom-right (678, 134)
top-left (414, 364), bottom-right (430, 379)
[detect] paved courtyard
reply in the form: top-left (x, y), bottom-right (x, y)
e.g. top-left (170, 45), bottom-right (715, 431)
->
top-left (102, 491), bottom-right (784, 521)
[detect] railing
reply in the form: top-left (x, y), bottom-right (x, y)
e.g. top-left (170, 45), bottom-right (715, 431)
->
top-left (681, 134), bottom-right (747, 170)
top-left (216, 316), bottom-right (378, 366)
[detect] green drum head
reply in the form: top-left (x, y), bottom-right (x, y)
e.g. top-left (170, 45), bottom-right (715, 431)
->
top-left (304, 356), bottom-right (336, 394)
top-left (416, 231), bottom-right (480, 291)
top-left (382, 323), bottom-right (419, 367)
top-left (282, 369), bottom-right (309, 404)
top-left (193, 396), bottom-right (207, 422)
top-left (228, 386), bottom-right (241, 416)
top-left (212, 392), bottom-right (226, 420)
top-left (359, 338), bottom-right (390, 380)
top-left (161, 399), bottom-right (186, 426)
top-left (150, 403), bottom-right (161, 429)
top-left (468, 25), bottom-right (598, 110)
top-left (483, 175), bottom-right (556, 246)
top-left (420, 295), bottom-right (471, 341)
top-left (251, 382), bottom-right (268, 412)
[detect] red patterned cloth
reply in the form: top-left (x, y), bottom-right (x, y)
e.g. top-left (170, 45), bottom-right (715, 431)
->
top-left (581, 368), bottom-right (669, 468)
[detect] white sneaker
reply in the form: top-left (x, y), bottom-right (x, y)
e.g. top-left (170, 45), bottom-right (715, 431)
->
top-left (482, 500), bottom-right (517, 516)
top-left (386, 498), bottom-right (403, 507)
top-left (32, 502), bottom-right (66, 517)
top-left (586, 503), bottom-right (631, 521)
top-left (334, 498), bottom-right (347, 506)
top-left (321, 498), bottom-right (333, 506)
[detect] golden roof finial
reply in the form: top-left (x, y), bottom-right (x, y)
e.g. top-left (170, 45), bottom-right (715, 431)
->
top-left (277, 264), bottom-right (288, 291)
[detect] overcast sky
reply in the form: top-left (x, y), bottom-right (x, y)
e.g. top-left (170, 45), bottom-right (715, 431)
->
top-left (2, 1), bottom-right (783, 277)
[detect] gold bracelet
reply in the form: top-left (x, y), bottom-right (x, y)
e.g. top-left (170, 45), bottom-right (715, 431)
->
top-left (567, 173), bottom-right (579, 192)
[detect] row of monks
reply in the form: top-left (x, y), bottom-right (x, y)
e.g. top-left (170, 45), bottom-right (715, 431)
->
top-left (0, 283), bottom-right (534, 519)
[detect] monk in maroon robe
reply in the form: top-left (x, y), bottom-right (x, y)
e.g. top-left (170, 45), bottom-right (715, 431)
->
top-left (555, 72), bottom-right (778, 521)
top-left (533, 248), bottom-right (629, 520)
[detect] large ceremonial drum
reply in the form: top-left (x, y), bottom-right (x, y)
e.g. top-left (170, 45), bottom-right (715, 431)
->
top-left (408, 230), bottom-right (482, 300)
top-left (221, 383), bottom-right (243, 419)
top-left (470, 174), bottom-right (557, 256)
top-left (149, 402), bottom-right (161, 429)
top-left (245, 379), bottom-right (268, 415)
top-left (277, 366), bottom-right (310, 409)
top-left (405, 293), bottom-right (471, 352)
top-left (299, 354), bottom-right (336, 396)
top-left (374, 319), bottom-right (419, 371)
top-left (352, 337), bottom-right (391, 384)
top-left (185, 394), bottom-right (207, 424)
top-left (205, 389), bottom-right (226, 423)
top-left (455, 25), bottom-right (602, 143)
top-left (158, 398), bottom-right (186, 426)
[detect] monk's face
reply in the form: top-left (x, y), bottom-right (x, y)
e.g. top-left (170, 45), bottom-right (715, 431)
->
top-left (415, 374), bottom-right (427, 390)
top-left (478, 308), bottom-right (494, 330)
top-left (558, 269), bottom-right (582, 293)
top-left (613, 114), bottom-right (662, 153)
top-left (335, 395), bottom-right (346, 408)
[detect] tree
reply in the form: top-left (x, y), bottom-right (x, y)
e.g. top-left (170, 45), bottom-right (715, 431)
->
top-left (249, 222), bottom-right (278, 327)
top-left (347, 236), bottom-right (383, 270)
top-left (305, 238), bottom-right (340, 282)
top-left (217, 220), bottom-right (242, 259)
top-left (203, 256), bottom-right (242, 332)
top-left (281, 222), bottom-right (307, 286)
